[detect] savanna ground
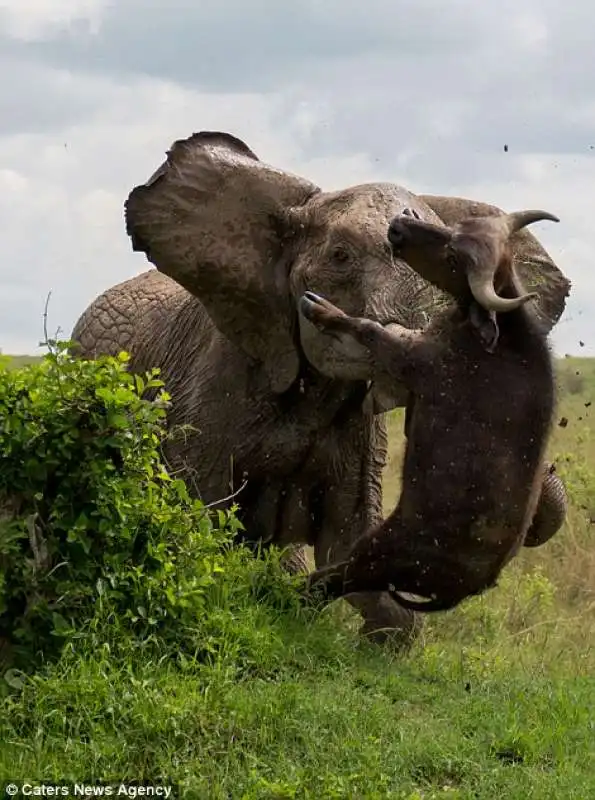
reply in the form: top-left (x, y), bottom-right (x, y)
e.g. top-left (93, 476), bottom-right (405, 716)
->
top-left (0, 352), bottom-right (594, 799)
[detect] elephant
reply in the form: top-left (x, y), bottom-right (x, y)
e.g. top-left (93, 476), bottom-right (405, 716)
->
top-left (71, 130), bottom-right (570, 644)
top-left (299, 206), bottom-right (567, 612)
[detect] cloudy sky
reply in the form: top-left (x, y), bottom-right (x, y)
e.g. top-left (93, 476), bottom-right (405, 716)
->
top-left (0, 0), bottom-right (593, 355)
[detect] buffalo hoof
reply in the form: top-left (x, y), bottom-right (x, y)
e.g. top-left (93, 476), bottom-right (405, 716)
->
top-left (524, 466), bottom-right (568, 548)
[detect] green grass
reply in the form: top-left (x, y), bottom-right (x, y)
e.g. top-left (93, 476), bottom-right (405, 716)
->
top-left (1, 355), bottom-right (594, 799)
top-left (2, 644), bottom-right (594, 798)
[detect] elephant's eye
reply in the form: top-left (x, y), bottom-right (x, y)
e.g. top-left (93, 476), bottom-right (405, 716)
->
top-left (330, 245), bottom-right (350, 264)
top-left (446, 250), bottom-right (459, 269)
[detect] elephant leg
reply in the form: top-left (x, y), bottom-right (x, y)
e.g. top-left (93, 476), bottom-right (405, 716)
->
top-left (346, 589), bottom-right (422, 647)
top-left (523, 463), bottom-right (568, 548)
top-left (240, 535), bottom-right (310, 577)
top-left (278, 543), bottom-right (311, 575)
top-left (314, 414), bottom-right (421, 648)
top-left (313, 535), bottom-right (421, 647)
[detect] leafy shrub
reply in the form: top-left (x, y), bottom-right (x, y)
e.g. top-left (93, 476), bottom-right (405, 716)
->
top-left (0, 343), bottom-right (304, 675)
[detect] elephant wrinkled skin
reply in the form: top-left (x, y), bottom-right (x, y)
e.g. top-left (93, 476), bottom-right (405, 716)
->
top-left (71, 131), bottom-right (570, 644)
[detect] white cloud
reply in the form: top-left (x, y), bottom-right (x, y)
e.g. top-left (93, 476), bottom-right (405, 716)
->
top-left (0, 73), bottom-right (395, 353)
top-left (0, 0), bottom-right (107, 41)
top-left (512, 11), bottom-right (549, 51)
top-left (0, 0), bottom-right (593, 356)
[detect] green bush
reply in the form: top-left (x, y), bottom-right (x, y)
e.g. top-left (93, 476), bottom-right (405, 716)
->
top-left (0, 343), bottom-right (304, 676)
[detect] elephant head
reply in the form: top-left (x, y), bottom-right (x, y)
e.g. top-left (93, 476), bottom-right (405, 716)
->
top-left (124, 131), bottom-right (442, 397)
top-left (124, 132), bottom-right (570, 402)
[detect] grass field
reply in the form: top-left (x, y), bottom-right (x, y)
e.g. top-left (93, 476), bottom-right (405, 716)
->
top-left (0, 354), bottom-right (43, 370)
top-left (0, 354), bottom-right (593, 799)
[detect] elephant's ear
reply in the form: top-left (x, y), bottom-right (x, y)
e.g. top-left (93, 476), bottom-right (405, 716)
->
top-left (125, 131), bottom-right (321, 393)
top-left (420, 195), bottom-right (571, 333)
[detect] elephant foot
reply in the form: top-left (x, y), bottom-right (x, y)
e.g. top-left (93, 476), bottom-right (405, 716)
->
top-left (524, 464), bottom-right (568, 548)
top-left (279, 544), bottom-right (311, 575)
top-left (0, 637), bottom-right (13, 670)
top-left (347, 590), bottom-right (423, 649)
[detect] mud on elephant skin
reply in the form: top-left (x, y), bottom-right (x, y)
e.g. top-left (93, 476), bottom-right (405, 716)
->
top-left (302, 207), bottom-right (568, 613)
top-left (71, 130), bottom-right (570, 645)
